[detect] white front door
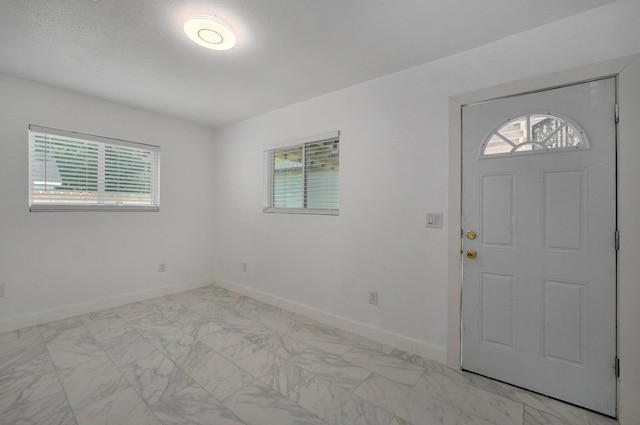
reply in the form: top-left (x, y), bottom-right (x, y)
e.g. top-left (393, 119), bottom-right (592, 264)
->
top-left (461, 78), bottom-right (617, 416)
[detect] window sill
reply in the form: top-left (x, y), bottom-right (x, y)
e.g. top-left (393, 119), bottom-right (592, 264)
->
top-left (29, 205), bottom-right (159, 212)
top-left (263, 207), bottom-right (338, 216)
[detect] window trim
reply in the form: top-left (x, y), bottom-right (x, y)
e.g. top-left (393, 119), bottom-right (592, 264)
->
top-left (263, 131), bottom-right (339, 216)
top-left (28, 125), bottom-right (160, 212)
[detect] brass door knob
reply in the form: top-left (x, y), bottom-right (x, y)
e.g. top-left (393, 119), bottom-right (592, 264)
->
top-left (466, 249), bottom-right (477, 259)
top-left (466, 230), bottom-right (477, 240)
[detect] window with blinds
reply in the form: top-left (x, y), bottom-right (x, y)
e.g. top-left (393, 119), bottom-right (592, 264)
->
top-left (263, 131), bottom-right (339, 215)
top-left (28, 125), bottom-right (160, 211)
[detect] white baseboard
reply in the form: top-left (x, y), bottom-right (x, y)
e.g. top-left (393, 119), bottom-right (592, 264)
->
top-left (0, 277), bottom-right (214, 334)
top-left (213, 278), bottom-right (447, 364)
top-left (1, 276), bottom-right (447, 365)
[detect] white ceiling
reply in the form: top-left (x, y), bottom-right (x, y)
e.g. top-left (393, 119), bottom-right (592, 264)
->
top-left (0, 0), bottom-right (613, 128)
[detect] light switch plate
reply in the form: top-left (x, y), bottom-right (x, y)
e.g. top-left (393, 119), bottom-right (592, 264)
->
top-left (426, 212), bottom-right (443, 228)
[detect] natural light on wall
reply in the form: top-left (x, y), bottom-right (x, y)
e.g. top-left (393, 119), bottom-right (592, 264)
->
top-left (28, 125), bottom-right (160, 212)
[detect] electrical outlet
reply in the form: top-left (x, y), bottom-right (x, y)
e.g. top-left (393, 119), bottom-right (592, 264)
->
top-left (159, 262), bottom-right (166, 273)
top-left (369, 290), bottom-right (378, 305)
top-left (242, 262), bottom-right (248, 272)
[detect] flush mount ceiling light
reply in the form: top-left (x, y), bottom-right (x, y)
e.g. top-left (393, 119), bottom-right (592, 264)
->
top-left (184, 14), bottom-right (236, 50)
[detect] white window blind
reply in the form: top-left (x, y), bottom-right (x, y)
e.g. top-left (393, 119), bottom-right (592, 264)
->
top-left (28, 125), bottom-right (160, 212)
top-left (263, 131), bottom-right (339, 215)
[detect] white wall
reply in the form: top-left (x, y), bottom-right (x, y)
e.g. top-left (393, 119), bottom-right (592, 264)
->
top-left (0, 0), bottom-right (637, 421)
top-left (212, 69), bottom-right (451, 358)
top-left (0, 74), bottom-right (217, 330)
top-left (211, 0), bottom-right (640, 422)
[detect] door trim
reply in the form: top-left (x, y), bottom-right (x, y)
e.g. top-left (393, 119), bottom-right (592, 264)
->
top-left (447, 54), bottom-right (640, 420)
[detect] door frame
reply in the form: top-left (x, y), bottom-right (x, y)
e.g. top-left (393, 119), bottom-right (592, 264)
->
top-left (447, 54), bottom-right (640, 422)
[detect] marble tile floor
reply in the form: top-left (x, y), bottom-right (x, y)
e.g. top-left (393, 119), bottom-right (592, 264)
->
top-left (0, 285), bottom-right (618, 425)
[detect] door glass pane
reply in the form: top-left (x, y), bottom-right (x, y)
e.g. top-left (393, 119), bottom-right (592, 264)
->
top-left (481, 114), bottom-right (587, 157)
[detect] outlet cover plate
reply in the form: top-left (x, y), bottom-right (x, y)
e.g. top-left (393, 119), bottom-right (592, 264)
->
top-left (369, 290), bottom-right (378, 305)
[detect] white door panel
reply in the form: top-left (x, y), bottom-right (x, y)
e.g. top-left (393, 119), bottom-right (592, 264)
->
top-left (462, 79), bottom-right (616, 415)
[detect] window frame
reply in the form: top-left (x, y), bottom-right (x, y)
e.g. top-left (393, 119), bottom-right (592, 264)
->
top-left (479, 112), bottom-right (589, 159)
top-left (28, 125), bottom-right (160, 212)
top-left (263, 131), bottom-right (339, 216)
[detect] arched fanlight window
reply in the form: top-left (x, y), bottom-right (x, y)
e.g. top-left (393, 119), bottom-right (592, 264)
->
top-left (480, 113), bottom-right (589, 158)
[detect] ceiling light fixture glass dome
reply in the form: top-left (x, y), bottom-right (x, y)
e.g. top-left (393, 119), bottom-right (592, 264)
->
top-left (184, 14), bottom-right (236, 50)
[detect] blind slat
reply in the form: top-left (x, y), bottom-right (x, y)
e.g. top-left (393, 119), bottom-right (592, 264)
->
top-left (263, 133), bottom-right (339, 214)
top-left (29, 126), bottom-right (160, 211)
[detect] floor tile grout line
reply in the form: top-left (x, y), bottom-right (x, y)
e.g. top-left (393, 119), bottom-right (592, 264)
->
top-left (141, 291), bottom-right (377, 425)
top-left (105, 302), bottom-right (241, 425)
top-left (114, 297), bottom-right (254, 405)
top-left (218, 380), bottom-right (329, 425)
top-left (2, 286), bottom-right (614, 425)
top-left (37, 322), bottom-right (81, 425)
top-left (55, 319), bottom-right (157, 424)
top-left (289, 371), bottom-right (401, 425)
top-left (393, 347), bottom-right (595, 425)
top-left (190, 291), bottom-right (420, 402)
top-left (134, 294), bottom-right (568, 422)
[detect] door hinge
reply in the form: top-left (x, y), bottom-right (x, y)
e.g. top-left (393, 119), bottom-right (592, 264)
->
top-left (615, 104), bottom-right (619, 123)
top-left (616, 357), bottom-right (620, 378)
top-left (615, 231), bottom-right (620, 250)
